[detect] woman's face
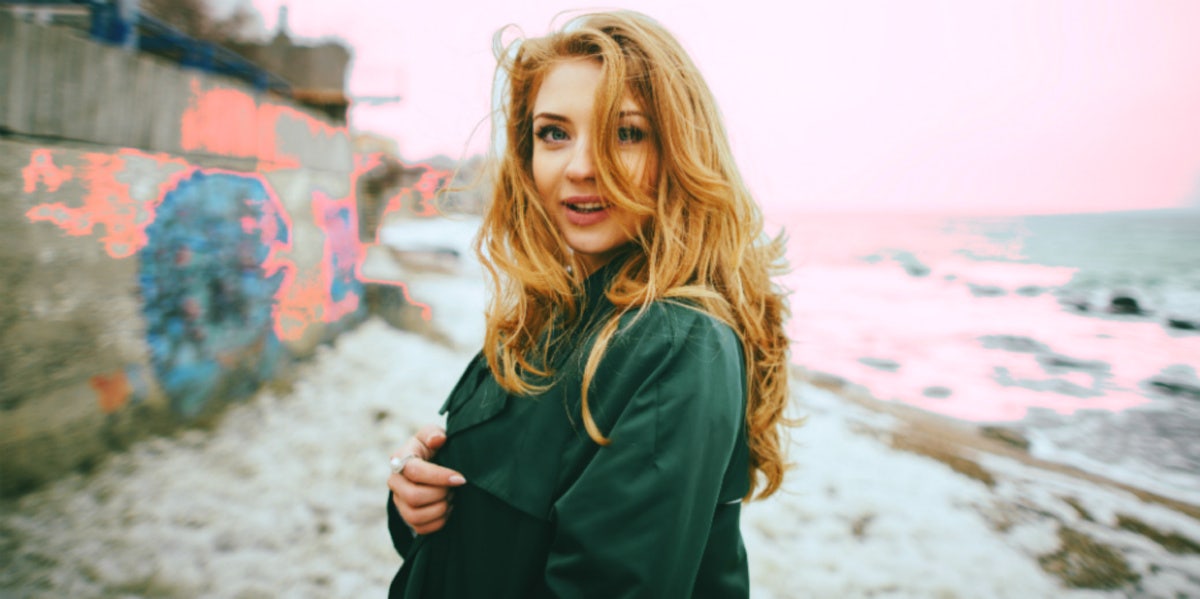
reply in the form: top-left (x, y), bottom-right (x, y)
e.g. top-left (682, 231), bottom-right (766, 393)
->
top-left (531, 58), bottom-right (656, 273)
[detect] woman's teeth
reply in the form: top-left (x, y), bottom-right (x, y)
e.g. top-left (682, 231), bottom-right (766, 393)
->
top-left (567, 202), bottom-right (606, 213)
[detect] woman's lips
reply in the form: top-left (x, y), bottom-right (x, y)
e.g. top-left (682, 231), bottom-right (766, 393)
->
top-left (562, 196), bottom-right (611, 226)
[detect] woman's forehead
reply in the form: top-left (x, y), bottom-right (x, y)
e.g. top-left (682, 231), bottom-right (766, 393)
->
top-left (532, 59), bottom-right (643, 116)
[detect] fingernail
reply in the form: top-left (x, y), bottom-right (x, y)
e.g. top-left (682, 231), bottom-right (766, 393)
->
top-left (449, 475), bottom-right (466, 485)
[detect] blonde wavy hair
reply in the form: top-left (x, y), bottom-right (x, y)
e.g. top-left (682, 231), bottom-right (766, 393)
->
top-left (477, 10), bottom-right (792, 500)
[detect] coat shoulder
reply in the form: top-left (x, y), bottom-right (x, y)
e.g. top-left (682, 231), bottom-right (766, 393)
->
top-left (596, 300), bottom-right (746, 427)
top-left (612, 301), bottom-right (743, 363)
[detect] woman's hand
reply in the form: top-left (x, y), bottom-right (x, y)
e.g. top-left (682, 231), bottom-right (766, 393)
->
top-left (388, 424), bottom-right (468, 535)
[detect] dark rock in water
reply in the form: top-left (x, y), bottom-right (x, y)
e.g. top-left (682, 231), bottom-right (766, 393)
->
top-left (1147, 378), bottom-right (1200, 400)
top-left (1108, 294), bottom-right (1144, 315)
top-left (905, 264), bottom-right (931, 277)
top-left (922, 386), bottom-right (952, 399)
top-left (1042, 378), bottom-right (1101, 398)
top-left (859, 357), bottom-right (901, 372)
top-left (1166, 317), bottom-right (1199, 331)
top-left (1016, 286), bottom-right (1047, 297)
top-left (890, 251), bottom-right (930, 277)
top-left (992, 366), bottom-right (1101, 398)
top-left (979, 335), bottom-right (1051, 354)
top-left (968, 283), bottom-right (1006, 297)
top-left (1060, 296), bottom-right (1090, 312)
top-left (980, 426), bottom-right (1031, 451)
top-left (1037, 354), bottom-right (1110, 373)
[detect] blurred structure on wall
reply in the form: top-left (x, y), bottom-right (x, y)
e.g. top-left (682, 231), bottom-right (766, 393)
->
top-left (0, 0), bottom-right (292, 94)
top-left (225, 6), bottom-right (351, 123)
top-left (0, 1), bottom-right (351, 121)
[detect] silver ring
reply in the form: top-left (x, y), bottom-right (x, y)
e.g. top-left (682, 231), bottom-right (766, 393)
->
top-left (390, 454), bottom-right (417, 476)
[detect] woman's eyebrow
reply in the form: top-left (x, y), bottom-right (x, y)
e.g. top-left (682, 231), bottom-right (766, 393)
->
top-left (532, 112), bottom-right (568, 122)
top-left (618, 110), bottom-right (646, 118)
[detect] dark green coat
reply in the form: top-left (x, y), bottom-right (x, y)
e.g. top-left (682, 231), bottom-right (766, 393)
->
top-left (387, 265), bottom-right (751, 598)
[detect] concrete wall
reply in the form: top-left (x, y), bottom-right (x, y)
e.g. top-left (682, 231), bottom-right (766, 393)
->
top-left (0, 13), bottom-right (444, 496)
top-left (0, 12), bottom-right (352, 171)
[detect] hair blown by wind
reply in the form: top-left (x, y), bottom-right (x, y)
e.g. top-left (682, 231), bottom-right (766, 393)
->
top-left (476, 10), bottom-right (795, 501)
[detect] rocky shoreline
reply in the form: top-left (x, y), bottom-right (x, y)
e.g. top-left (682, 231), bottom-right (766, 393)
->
top-left (795, 367), bottom-right (1200, 596)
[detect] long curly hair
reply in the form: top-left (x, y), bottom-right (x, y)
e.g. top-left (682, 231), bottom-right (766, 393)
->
top-left (477, 10), bottom-right (793, 500)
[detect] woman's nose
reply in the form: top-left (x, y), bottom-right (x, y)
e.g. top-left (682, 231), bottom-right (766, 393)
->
top-left (565, 139), bottom-right (595, 182)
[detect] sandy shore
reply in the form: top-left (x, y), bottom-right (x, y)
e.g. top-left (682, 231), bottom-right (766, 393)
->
top-left (2, 225), bottom-right (1198, 598)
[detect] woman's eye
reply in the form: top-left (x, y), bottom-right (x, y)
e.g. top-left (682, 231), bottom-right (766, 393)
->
top-left (617, 126), bottom-right (645, 144)
top-left (536, 125), bottom-right (569, 143)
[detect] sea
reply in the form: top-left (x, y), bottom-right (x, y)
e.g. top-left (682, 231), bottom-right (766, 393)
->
top-left (772, 208), bottom-right (1200, 504)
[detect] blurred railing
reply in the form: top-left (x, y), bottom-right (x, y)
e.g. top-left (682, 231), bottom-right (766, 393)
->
top-left (0, 8), bottom-right (351, 169)
top-left (0, 0), bottom-right (291, 93)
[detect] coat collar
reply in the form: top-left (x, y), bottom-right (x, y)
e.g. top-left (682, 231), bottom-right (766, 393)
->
top-left (577, 250), bottom-right (633, 319)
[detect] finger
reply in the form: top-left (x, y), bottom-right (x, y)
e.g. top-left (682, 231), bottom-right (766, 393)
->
top-left (391, 494), bottom-right (450, 536)
top-left (415, 505), bottom-right (454, 535)
top-left (388, 474), bottom-right (450, 508)
top-left (402, 457), bottom-right (467, 487)
top-left (410, 515), bottom-right (449, 536)
top-left (416, 424), bottom-right (448, 453)
top-left (398, 425), bottom-right (445, 461)
top-left (398, 437), bottom-right (431, 461)
top-left (399, 497), bottom-right (451, 528)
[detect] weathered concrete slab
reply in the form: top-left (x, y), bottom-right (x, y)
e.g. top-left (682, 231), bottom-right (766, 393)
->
top-left (150, 59), bottom-right (185, 154)
top-left (0, 13), bottom-right (15, 129)
top-left (3, 12), bottom-right (33, 134)
top-left (30, 20), bottom-right (64, 138)
top-left (57, 25), bottom-right (88, 141)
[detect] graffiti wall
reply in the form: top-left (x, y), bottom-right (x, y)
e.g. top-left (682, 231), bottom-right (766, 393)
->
top-left (0, 14), bottom-right (446, 495)
top-left (138, 171), bottom-right (290, 416)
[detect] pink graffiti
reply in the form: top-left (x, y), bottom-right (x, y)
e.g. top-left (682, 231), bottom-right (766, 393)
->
top-left (354, 153), bottom-right (436, 320)
top-left (231, 172), bottom-right (300, 341)
top-left (24, 150), bottom-right (190, 258)
top-left (356, 153), bottom-right (384, 172)
top-left (265, 103), bottom-right (347, 167)
top-left (271, 153), bottom-right (439, 340)
top-left (181, 79), bottom-right (354, 169)
top-left (180, 79), bottom-right (270, 161)
top-left (22, 149), bottom-right (74, 193)
top-left (318, 197), bottom-right (363, 322)
top-left (90, 370), bottom-right (131, 414)
top-left (381, 162), bottom-right (451, 221)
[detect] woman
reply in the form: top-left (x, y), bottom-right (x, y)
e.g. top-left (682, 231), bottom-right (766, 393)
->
top-left (386, 10), bottom-right (791, 598)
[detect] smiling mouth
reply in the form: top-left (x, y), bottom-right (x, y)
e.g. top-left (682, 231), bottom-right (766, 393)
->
top-left (565, 201), bottom-right (608, 214)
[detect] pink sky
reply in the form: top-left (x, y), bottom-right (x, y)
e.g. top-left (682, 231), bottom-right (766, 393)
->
top-left (246, 0), bottom-right (1200, 216)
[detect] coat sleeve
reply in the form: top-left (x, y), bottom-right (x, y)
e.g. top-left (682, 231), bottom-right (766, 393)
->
top-left (544, 305), bottom-right (747, 598)
top-left (386, 492), bottom-right (416, 558)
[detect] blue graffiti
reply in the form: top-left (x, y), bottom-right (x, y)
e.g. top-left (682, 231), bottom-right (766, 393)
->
top-left (324, 204), bottom-right (360, 306)
top-left (138, 171), bottom-right (288, 416)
